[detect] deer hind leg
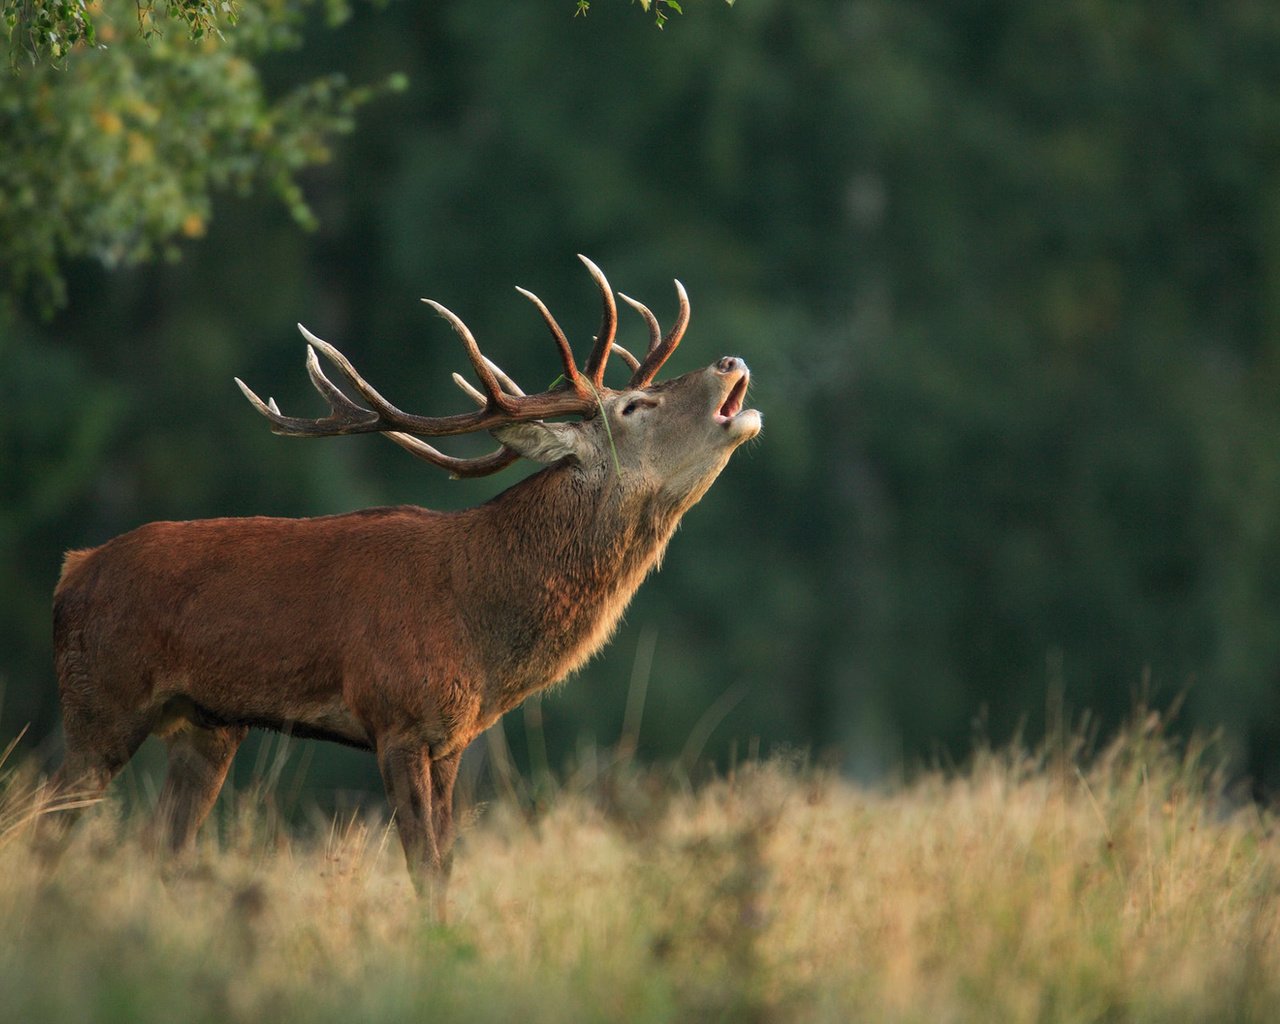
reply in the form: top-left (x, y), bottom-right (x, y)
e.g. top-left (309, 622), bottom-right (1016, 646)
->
top-left (153, 722), bottom-right (248, 853)
top-left (42, 700), bottom-right (152, 844)
top-left (377, 740), bottom-right (447, 913)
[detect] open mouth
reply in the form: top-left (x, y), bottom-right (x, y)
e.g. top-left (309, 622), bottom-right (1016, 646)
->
top-left (715, 371), bottom-right (749, 424)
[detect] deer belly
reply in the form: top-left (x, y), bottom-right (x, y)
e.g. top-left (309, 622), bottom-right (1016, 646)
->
top-left (154, 692), bottom-right (373, 749)
top-left (264, 699), bottom-right (372, 747)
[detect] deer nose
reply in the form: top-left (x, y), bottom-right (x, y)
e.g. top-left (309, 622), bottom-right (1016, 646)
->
top-left (716, 356), bottom-right (745, 373)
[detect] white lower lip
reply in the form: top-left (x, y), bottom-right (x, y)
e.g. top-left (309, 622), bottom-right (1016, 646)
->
top-left (725, 408), bottom-right (762, 437)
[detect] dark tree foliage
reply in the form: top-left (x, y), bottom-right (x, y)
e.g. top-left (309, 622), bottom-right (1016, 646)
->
top-left (5, 0), bottom-right (1280, 796)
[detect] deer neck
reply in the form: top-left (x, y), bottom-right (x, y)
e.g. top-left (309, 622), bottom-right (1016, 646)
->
top-left (459, 463), bottom-right (680, 707)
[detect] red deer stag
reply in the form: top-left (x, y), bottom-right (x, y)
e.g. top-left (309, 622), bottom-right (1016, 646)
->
top-left (49, 256), bottom-right (760, 913)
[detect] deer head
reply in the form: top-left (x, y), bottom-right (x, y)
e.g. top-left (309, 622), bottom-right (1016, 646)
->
top-left (235, 255), bottom-right (761, 505)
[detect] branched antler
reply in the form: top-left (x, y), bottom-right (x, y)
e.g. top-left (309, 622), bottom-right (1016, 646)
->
top-left (236, 257), bottom-right (690, 477)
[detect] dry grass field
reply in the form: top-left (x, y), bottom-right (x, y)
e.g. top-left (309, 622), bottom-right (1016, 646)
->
top-left (2, 712), bottom-right (1277, 1023)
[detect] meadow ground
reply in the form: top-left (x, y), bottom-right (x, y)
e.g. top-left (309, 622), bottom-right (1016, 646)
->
top-left (1, 712), bottom-right (1277, 1023)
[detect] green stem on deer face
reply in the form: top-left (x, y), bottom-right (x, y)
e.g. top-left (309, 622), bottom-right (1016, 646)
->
top-left (584, 380), bottom-right (622, 477)
top-left (544, 373), bottom-right (621, 476)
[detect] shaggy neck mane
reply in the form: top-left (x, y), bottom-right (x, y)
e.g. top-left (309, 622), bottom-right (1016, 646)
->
top-left (457, 461), bottom-right (683, 708)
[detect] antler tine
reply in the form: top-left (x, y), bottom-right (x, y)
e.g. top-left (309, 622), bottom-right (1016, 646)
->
top-left (383, 431), bottom-right (521, 479)
top-left (453, 372), bottom-right (486, 407)
top-left (515, 286), bottom-right (589, 398)
top-left (236, 376), bottom-right (287, 427)
top-left (627, 279), bottom-right (690, 388)
top-left (298, 324), bottom-right (398, 417)
top-left (452, 353), bottom-right (526, 412)
top-left (611, 343), bottom-right (641, 373)
top-left (617, 293), bottom-right (662, 354)
top-left (421, 301), bottom-right (520, 415)
top-left (304, 345), bottom-right (377, 421)
top-left (235, 344), bottom-right (380, 437)
top-left (398, 314), bottom-right (523, 477)
top-left (482, 356), bottom-right (526, 396)
top-left (578, 255), bottom-right (617, 389)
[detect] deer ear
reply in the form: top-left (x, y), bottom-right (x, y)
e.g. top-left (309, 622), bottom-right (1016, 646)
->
top-left (491, 422), bottom-right (584, 464)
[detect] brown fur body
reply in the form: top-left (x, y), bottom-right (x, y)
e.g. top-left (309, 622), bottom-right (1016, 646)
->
top-left (53, 467), bottom-right (683, 764)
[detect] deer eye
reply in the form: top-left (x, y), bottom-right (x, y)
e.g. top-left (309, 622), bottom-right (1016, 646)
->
top-left (619, 395), bottom-right (658, 419)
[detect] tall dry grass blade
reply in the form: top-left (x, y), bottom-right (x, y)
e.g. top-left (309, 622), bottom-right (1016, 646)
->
top-left (617, 626), bottom-right (658, 766)
top-left (679, 680), bottom-right (748, 776)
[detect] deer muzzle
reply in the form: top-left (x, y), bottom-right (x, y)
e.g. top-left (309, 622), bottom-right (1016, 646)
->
top-left (712, 358), bottom-right (761, 438)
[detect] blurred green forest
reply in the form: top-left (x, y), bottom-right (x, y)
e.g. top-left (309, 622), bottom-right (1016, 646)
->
top-left (5, 0), bottom-right (1280, 797)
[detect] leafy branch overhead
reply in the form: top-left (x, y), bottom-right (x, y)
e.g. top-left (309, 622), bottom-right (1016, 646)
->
top-left (1, 0), bottom-right (403, 314)
top-left (2, 0), bottom-right (736, 316)
top-left (5, 0), bottom-right (733, 68)
top-left (578, 1), bottom-right (727, 31)
top-left (4, 0), bottom-right (234, 66)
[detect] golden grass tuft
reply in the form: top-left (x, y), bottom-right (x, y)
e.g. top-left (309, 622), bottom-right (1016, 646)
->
top-left (1, 711), bottom-right (1277, 1022)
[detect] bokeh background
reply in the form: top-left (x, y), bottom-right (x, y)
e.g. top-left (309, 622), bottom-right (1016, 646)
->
top-left (5, 0), bottom-right (1280, 800)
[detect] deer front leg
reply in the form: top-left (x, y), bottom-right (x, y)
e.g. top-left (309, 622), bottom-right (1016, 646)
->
top-left (376, 739), bottom-right (447, 914)
top-left (153, 722), bottom-right (247, 853)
